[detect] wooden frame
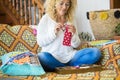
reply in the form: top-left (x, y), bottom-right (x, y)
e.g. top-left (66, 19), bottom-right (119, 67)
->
top-left (110, 0), bottom-right (114, 9)
top-left (110, 0), bottom-right (120, 9)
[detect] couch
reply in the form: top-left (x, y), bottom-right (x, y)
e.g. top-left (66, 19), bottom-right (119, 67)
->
top-left (0, 24), bottom-right (120, 80)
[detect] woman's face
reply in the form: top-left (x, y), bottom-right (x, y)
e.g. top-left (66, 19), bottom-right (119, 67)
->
top-left (55, 0), bottom-right (71, 16)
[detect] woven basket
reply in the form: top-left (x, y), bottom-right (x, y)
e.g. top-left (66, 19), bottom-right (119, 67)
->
top-left (89, 9), bottom-right (120, 40)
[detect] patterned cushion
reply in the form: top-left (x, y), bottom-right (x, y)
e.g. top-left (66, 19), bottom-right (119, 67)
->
top-left (89, 40), bottom-right (120, 70)
top-left (0, 24), bottom-right (41, 56)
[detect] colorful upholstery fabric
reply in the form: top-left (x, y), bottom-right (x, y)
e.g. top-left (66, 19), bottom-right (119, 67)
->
top-left (0, 51), bottom-right (45, 76)
top-left (1, 40), bottom-right (120, 80)
top-left (1, 24), bottom-right (120, 80)
top-left (0, 24), bottom-right (41, 56)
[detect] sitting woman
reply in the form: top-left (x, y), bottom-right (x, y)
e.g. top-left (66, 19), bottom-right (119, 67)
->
top-left (37, 0), bottom-right (101, 72)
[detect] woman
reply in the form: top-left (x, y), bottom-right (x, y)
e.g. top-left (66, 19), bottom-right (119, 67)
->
top-left (37, 0), bottom-right (101, 72)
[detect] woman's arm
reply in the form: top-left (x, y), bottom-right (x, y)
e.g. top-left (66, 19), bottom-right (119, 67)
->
top-left (71, 33), bottom-right (81, 48)
top-left (67, 24), bottom-right (81, 48)
top-left (37, 15), bottom-right (56, 47)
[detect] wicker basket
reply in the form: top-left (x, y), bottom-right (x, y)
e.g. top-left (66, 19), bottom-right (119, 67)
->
top-left (89, 9), bottom-right (120, 40)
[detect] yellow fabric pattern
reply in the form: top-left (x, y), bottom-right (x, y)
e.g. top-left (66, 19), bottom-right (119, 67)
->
top-left (99, 12), bottom-right (109, 20)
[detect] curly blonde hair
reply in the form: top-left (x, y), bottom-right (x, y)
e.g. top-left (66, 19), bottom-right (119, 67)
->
top-left (45, 0), bottom-right (77, 23)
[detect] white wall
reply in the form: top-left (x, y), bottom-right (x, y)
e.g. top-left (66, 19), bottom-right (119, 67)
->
top-left (76, 0), bottom-right (110, 39)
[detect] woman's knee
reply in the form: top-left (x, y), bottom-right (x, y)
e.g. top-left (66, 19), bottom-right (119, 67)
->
top-left (90, 48), bottom-right (102, 62)
top-left (38, 52), bottom-right (46, 57)
top-left (92, 48), bottom-right (101, 58)
top-left (80, 47), bottom-right (101, 58)
top-left (81, 48), bottom-right (102, 63)
top-left (38, 52), bottom-right (50, 62)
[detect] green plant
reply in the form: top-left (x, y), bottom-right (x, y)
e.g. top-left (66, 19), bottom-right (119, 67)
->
top-left (114, 23), bottom-right (120, 36)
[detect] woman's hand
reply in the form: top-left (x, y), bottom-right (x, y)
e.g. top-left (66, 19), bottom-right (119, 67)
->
top-left (54, 23), bottom-right (64, 35)
top-left (54, 23), bottom-right (76, 35)
top-left (68, 25), bottom-right (76, 35)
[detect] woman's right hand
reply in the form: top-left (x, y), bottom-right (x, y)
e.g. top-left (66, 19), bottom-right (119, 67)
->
top-left (54, 23), bottom-right (64, 35)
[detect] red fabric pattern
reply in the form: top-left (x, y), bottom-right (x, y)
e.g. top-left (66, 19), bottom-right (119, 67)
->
top-left (63, 25), bottom-right (72, 46)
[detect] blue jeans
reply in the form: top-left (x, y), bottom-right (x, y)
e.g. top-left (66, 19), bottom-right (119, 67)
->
top-left (38, 48), bottom-right (101, 71)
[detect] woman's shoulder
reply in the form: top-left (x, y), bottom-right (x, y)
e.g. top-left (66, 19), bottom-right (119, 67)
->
top-left (41, 14), bottom-right (49, 19)
top-left (42, 13), bottom-right (56, 24)
top-left (41, 14), bottom-right (51, 21)
top-left (42, 14), bottom-right (51, 19)
top-left (39, 14), bottom-right (51, 24)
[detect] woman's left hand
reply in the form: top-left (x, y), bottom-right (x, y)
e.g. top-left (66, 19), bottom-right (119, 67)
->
top-left (68, 25), bottom-right (76, 35)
